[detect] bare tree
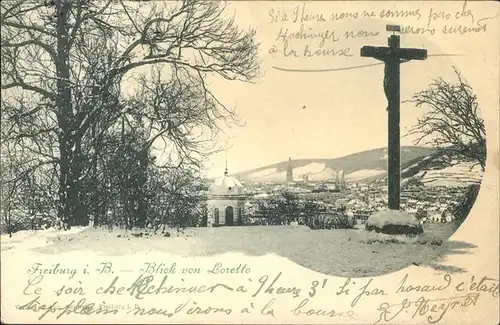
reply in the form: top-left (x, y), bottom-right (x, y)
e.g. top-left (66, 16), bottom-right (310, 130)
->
top-left (120, 65), bottom-right (234, 224)
top-left (407, 67), bottom-right (486, 171)
top-left (129, 66), bottom-right (236, 169)
top-left (1, 93), bottom-right (59, 234)
top-left (1, 0), bottom-right (259, 228)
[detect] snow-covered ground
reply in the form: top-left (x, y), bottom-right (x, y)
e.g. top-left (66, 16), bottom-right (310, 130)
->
top-left (306, 167), bottom-right (337, 182)
top-left (1, 223), bottom-right (466, 277)
top-left (247, 170), bottom-right (287, 183)
top-left (1, 226), bottom-right (88, 252)
top-left (238, 155), bottom-right (482, 186)
top-left (367, 209), bottom-right (421, 227)
top-left (293, 163), bottom-right (326, 177)
top-left (246, 167), bottom-right (277, 179)
top-left (416, 162), bottom-right (483, 187)
top-left (345, 169), bottom-right (386, 181)
top-left (261, 171), bottom-right (287, 183)
top-left (243, 164), bottom-right (342, 183)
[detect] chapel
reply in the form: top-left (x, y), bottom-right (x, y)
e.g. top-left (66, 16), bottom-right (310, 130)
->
top-left (207, 164), bottom-right (246, 227)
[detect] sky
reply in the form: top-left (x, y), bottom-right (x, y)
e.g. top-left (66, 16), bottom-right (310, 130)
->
top-left (110, 1), bottom-right (495, 178)
top-left (201, 1), bottom-right (489, 178)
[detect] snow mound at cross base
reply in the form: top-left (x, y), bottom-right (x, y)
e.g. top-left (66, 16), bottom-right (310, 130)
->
top-left (365, 209), bottom-right (424, 235)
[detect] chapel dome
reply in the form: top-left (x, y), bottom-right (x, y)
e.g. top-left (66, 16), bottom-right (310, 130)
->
top-left (210, 175), bottom-right (244, 196)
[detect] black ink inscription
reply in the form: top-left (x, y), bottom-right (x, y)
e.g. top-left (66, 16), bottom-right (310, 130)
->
top-left (17, 296), bottom-right (118, 320)
top-left (375, 293), bottom-right (480, 324)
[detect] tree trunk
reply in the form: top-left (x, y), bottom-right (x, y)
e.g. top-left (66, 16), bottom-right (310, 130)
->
top-left (136, 150), bottom-right (148, 228)
top-left (70, 138), bottom-right (87, 226)
top-left (55, 1), bottom-right (77, 230)
top-left (7, 209), bottom-right (12, 238)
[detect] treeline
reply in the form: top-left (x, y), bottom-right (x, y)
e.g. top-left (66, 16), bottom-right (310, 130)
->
top-left (252, 191), bottom-right (354, 229)
top-left (0, 0), bottom-right (258, 235)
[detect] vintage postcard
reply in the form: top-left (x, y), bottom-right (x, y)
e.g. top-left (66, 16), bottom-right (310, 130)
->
top-left (1, 0), bottom-right (499, 324)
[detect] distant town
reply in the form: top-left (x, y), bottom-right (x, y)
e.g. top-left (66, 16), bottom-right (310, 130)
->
top-left (200, 155), bottom-right (479, 229)
top-left (240, 178), bottom-right (464, 224)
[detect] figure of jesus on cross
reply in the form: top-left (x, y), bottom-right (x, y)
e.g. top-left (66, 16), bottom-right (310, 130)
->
top-left (361, 25), bottom-right (427, 210)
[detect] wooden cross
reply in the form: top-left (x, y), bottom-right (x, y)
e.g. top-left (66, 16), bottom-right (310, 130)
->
top-left (361, 25), bottom-right (427, 210)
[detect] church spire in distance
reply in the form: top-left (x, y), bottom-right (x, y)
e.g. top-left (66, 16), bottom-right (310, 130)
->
top-left (286, 156), bottom-right (293, 184)
top-left (224, 151), bottom-right (228, 176)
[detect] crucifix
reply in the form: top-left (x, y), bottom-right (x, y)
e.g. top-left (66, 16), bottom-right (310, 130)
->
top-left (361, 25), bottom-right (427, 210)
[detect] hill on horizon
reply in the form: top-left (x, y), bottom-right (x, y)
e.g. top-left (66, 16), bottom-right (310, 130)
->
top-left (231, 146), bottom-right (436, 184)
